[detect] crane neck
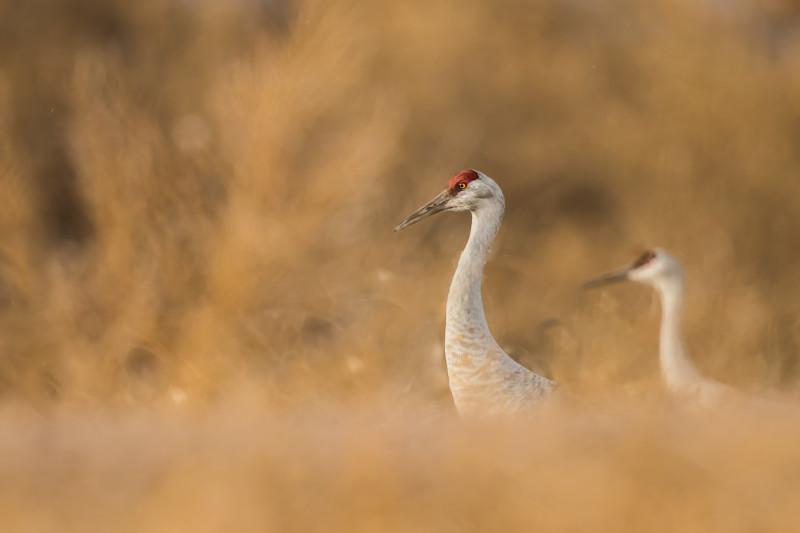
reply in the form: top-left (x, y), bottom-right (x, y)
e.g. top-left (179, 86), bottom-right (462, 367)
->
top-left (445, 202), bottom-right (503, 344)
top-left (656, 275), bottom-right (702, 391)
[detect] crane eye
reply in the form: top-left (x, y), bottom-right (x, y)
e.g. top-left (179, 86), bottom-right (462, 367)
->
top-left (458, 182), bottom-right (467, 189)
top-left (633, 250), bottom-right (657, 268)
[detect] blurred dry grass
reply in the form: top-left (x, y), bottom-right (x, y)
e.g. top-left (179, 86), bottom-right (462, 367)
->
top-left (3, 0), bottom-right (800, 530)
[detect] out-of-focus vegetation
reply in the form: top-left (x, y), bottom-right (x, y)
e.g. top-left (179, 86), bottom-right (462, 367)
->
top-left (3, 0), bottom-right (800, 530)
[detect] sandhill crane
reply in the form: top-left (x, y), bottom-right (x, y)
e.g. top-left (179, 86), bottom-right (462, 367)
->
top-left (394, 169), bottom-right (555, 418)
top-left (583, 249), bottom-right (736, 408)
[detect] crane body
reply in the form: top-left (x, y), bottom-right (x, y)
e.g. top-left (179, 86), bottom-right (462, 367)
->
top-left (584, 249), bottom-right (734, 408)
top-left (395, 169), bottom-right (554, 418)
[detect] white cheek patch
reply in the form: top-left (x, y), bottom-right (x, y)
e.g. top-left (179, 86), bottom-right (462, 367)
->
top-left (475, 187), bottom-right (493, 199)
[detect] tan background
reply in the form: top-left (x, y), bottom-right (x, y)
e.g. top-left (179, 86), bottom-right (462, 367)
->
top-left (2, 0), bottom-right (800, 530)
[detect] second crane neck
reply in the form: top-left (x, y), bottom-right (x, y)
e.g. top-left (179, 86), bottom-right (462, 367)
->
top-left (656, 276), bottom-right (703, 389)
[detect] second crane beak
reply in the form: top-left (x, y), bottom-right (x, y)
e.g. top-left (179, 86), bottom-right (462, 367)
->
top-left (394, 190), bottom-right (452, 232)
top-left (581, 267), bottom-right (631, 290)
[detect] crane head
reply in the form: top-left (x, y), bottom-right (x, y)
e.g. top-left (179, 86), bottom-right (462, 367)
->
top-left (582, 248), bottom-right (685, 289)
top-left (393, 169), bottom-right (503, 231)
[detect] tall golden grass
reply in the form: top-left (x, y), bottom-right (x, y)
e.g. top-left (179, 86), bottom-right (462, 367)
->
top-left (2, 0), bottom-right (800, 530)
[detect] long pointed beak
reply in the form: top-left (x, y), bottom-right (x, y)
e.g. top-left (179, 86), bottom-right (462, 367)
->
top-left (393, 190), bottom-right (452, 232)
top-left (581, 267), bottom-right (631, 290)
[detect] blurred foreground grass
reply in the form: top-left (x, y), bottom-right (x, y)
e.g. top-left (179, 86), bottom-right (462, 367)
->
top-left (2, 0), bottom-right (800, 530)
top-left (3, 398), bottom-right (800, 532)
